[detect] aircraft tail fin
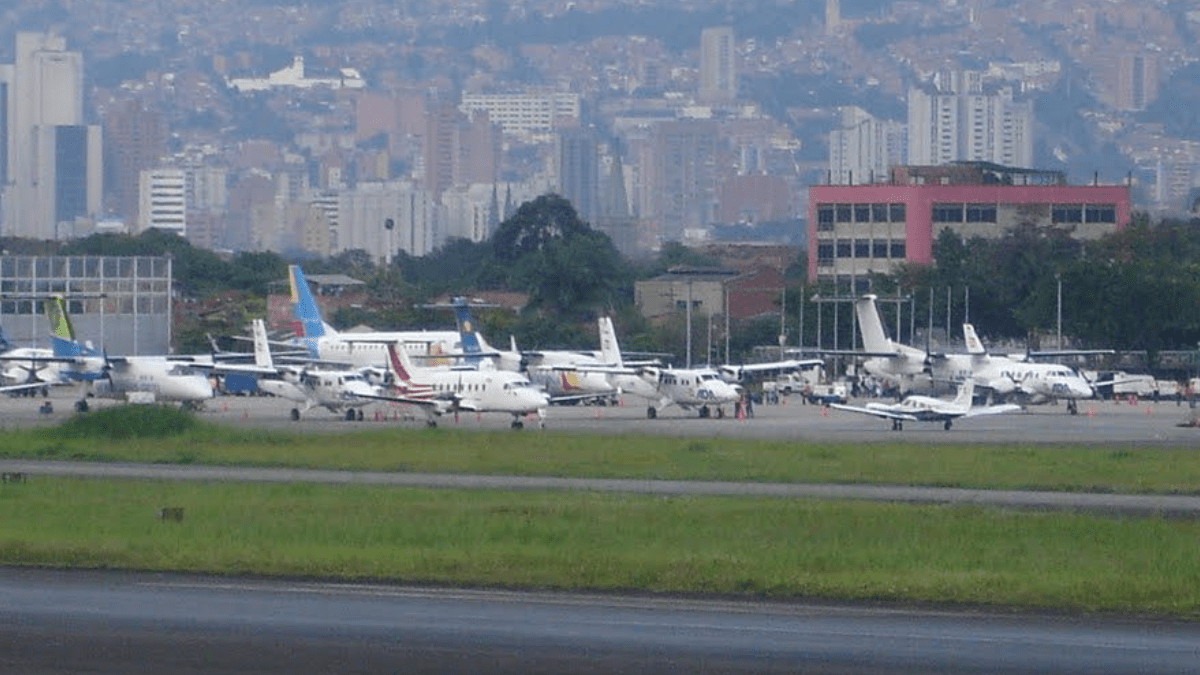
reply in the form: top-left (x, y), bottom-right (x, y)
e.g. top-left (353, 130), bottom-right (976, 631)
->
top-left (46, 296), bottom-right (87, 358)
top-left (951, 379), bottom-right (975, 409)
top-left (450, 297), bottom-right (488, 367)
top-left (598, 316), bottom-right (622, 366)
top-left (385, 341), bottom-right (421, 385)
top-left (251, 319), bottom-right (274, 369)
top-left (963, 324), bottom-right (986, 355)
top-left (854, 295), bottom-right (893, 354)
top-left (288, 265), bottom-right (330, 356)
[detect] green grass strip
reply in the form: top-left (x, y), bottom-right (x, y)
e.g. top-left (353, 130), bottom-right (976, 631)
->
top-left (2, 477), bottom-right (1199, 617)
top-left (3, 407), bottom-right (1199, 494)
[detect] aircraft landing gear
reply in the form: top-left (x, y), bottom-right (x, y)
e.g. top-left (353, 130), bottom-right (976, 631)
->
top-left (426, 419), bottom-right (438, 428)
top-left (699, 405), bottom-right (710, 418)
top-left (1067, 399), bottom-right (1078, 415)
top-left (290, 408), bottom-right (301, 421)
top-left (646, 406), bottom-right (657, 419)
top-left (511, 419), bottom-right (524, 429)
top-left (891, 419), bottom-right (902, 431)
top-left (716, 407), bottom-right (725, 419)
top-left (75, 399), bottom-right (89, 413)
top-left (943, 420), bottom-right (953, 431)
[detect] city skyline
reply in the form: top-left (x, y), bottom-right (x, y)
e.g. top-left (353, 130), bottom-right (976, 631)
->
top-left (0, 1), bottom-right (1193, 262)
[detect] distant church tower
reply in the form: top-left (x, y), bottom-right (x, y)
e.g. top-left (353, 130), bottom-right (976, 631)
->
top-left (825, 0), bottom-right (841, 36)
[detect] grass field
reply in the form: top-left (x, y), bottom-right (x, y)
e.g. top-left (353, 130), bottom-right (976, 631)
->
top-left (3, 406), bottom-right (1200, 494)
top-left (2, 477), bottom-right (1199, 617)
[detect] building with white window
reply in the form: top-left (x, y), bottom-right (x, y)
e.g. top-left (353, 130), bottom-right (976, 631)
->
top-left (137, 168), bottom-right (187, 236)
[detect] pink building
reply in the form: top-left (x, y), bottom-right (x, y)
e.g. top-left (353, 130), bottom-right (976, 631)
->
top-left (806, 163), bottom-right (1131, 288)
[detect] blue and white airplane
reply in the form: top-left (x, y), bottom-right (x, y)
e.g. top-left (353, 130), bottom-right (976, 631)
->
top-left (41, 296), bottom-right (215, 410)
top-left (287, 264), bottom-right (462, 370)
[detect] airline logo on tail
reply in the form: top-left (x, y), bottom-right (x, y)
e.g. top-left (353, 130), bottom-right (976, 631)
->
top-left (288, 265), bottom-right (327, 357)
top-left (384, 342), bottom-right (434, 399)
top-left (451, 297), bottom-right (487, 366)
top-left (46, 296), bottom-right (86, 358)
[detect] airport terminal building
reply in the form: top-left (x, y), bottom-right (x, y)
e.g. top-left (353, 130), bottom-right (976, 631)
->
top-left (806, 162), bottom-right (1132, 292)
top-left (0, 256), bottom-right (172, 355)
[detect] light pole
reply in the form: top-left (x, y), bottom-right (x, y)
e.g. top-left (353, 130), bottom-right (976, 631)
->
top-left (383, 218), bottom-right (396, 266)
top-left (1056, 273), bottom-right (1063, 350)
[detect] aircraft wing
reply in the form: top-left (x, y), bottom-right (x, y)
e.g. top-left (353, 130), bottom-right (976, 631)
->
top-left (962, 403), bottom-right (1023, 418)
top-left (0, 381), bottom-right (64, 394)
top-left (726, 358), bottom-right (824, 374)
top-left (828, 402), bottom-right (918, 421)
top-left (548, 392), bottom-right (613, 405)
top-left (357, 392), bottom-right (450, 413)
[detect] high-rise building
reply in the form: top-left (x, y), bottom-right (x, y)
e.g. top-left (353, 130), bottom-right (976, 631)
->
top-left (825, 0), bottom-right (841, 35)
top-left (829, 106), bottom-right (908, 185)
top-left (1, 32), bottom-right (102, 239)
top-left (103, 100), bottom-right (168, 226)
top-left (460, 91), bottom-right (581, 142)
top-left (650, 120), bottom-right (720, 241)
top-left (699, 27), bottom-right (736, 103)
top-left (338, 181), bottom-right (441, 262)
top-left (555, 127), bottom-right (599, 225)
top-left (907, 71), bottom-right (1033, 169)
top-left (137, 168), bottom-right (186, 236)
top-left (1115, 53), bottom-right (1159, 112)
top-left (423, 103), bottom-right (501, 200)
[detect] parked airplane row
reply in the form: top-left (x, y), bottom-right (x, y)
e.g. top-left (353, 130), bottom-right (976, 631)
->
top-left (849, 294), bottom-right (1109, 415)
top-left (0, 267), bottom-right (1121, 431)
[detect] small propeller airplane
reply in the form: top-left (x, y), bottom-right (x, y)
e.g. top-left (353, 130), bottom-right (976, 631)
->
top-left (829, 380), bottom-right (1022, 430)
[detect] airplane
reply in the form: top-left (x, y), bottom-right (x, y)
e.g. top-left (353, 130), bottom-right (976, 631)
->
top-left (830, 380), bottom-right (1022, 430)
top-left (373, 341), bottom-right (550, 429)
top-left (593, 316), bottom-right (742, 419)
top-left (40, 296), bottom-right (215, 411)
top-left (0, 322), bottom-right (62, 395)
top-left (444, 298), bottom-right (619, 404)
top-left (223, 318), bottom-right (398, 421)
top-left (287, 264), bottom-right (464, 370)
top-left (853, 294), bottom-right (1104, 414)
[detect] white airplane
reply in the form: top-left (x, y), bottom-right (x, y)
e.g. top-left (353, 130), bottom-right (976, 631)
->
top-left (229, 318), bottom-right (392, 421)
top-left (41, 296), bottom-right (215, 411)
top-left (593, 316), bottom-right (742, 419)
top-left (830, 380), bottom-right (1022, 430)
top-left (445, 298), bottom-right (618, 404)
top-left (375, 341), bottom-right (550, 429)
top-left (288, 264), bottom-right (463, 369)
top-left (854, 294), bottom-right (1102, 414)
top-left (0, 323), bottom-right (62, 395)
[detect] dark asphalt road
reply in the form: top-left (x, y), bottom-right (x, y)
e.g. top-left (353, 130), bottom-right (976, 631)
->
top-left (3, 569), bottom-right (1198, 675)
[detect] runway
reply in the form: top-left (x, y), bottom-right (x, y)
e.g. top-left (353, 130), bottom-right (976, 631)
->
top-left (2, 568), bottom-right (1198, 675)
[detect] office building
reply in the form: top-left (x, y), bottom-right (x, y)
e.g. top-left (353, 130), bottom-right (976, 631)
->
top-left (907, 70), bottom-right (1034, 169)
top-left (699, 27), bottom-right (736, 103)
top-left (103, 100), bottom-right (168, 227)
top-left (1, 32), bottom-right (102, 239)
top-left (829, 106), bottom-right (908, 185)
top-left (555, 127), bottom-right (599, 224)
top-left (807, 163), bottom-right (1131, 289)
top-left (137, 168), bottom-right (186, 236)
